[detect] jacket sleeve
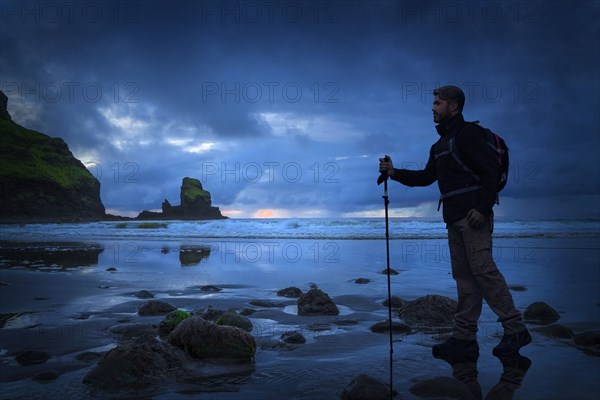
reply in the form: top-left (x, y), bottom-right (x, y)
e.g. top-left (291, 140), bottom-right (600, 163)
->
top-left (457, 124), bottom-right (498, 216)
top-left (390, 146), bottom-right (437, 187)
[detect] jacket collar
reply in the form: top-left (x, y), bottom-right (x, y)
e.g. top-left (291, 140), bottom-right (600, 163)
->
top-left (435, 113), bottom-right (465, 136)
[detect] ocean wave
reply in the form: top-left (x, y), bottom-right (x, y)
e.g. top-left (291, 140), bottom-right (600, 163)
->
top-left (0, 218), bottom-right (598, 241)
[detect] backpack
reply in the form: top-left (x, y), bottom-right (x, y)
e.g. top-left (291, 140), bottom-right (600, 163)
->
top-left (456, 121), bottom-right (509, 204)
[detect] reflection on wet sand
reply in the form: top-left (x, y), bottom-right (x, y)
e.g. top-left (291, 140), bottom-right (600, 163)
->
top-left (179, 244), bottom-right (212, 266)
top-left (435, 345), bottom-right (532, 400)
top-left (0, 242), bottom-right (103, 270)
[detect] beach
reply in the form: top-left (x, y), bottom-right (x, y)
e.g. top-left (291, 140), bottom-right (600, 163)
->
top-left (0, 219), bottom-right (599, 399)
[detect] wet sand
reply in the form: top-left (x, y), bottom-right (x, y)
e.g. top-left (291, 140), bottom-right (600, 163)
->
top-left (0, 238), bottom-right (599, 399)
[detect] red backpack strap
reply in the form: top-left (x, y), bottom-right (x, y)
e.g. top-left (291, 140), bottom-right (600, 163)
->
top-left (493, 133), bottom-right (502, 163)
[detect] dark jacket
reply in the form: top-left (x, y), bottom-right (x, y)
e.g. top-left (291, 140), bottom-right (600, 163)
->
top-left (390, 113), bottom-right (498, 223)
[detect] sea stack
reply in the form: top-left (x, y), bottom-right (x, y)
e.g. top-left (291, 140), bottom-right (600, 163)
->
top-left (136, 177), bottom-right (227, 220)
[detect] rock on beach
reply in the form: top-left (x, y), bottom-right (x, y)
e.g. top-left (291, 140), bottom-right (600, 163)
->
top-left (400, 294), bottom-right (457, 325)
top-left (83, 335), bottom-right (187, 389)
top-left (524, 302), bottom-right (560, 325)
top-left (573, 330), bottom-right (600, 356)
top-left (108, 322), bottom-right (158, 339)
top-left (133, 290), bottom-right (154, 299)
top-left (168, 316), bottom-right (256, 360)
top-left (277, 287), bottom-right (303, 298)
top-left (216, 309), bottom-right (253, 332)
top-left (297, 288), bottom-right (339, 316)
top-left (137, 300), bottom-right (177, 316)
top-left (15, 350), bottom-right (51, 366)
top-left (195, 305), bottom-right (225, 321)
top-left (341, 374), bottom-right (395, 400)
top-left (532, 324), bottom-right (575, 339)
top-left (369, 321), bottom-right (412, 334)
top-left (281, 331), bottom-right (307, 344)
top-left (158, 310), bottom-right (191, 337)
top-left (409, 376), bottom-right (472, 399)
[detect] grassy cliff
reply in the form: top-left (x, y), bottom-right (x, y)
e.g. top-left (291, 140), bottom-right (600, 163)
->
top-left (0, 118), bottom-right (105, 222)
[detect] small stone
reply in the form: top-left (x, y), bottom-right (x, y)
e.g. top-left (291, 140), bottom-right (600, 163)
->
top-left (75, 352), bottom-right (103, 363)
top-left (281, 331), bottom-right (306, 344)
top-left (355, 278), bottom-right (371, 284)
top-left (71, 312), bottom-right (91, 320)
top-left (381, 268), bottom-right (399, 275)
top-left (509, 285), bottom-right (527, 292)
top-left (335, 319), bottom-right (359, 326)
top-left (250, 300), bottom-right (285, 308)
top-left (532, 324), bottom-right (574, 339)
top-left (138, 300), bottom-right (176, 316)
top-left (33, 371), bottom-right (59, 382)
top-left (16, 350), bottom-right (51, 366)
top-left (383, 296), bottom-right (405, 308)
top-left (277, 287), bottom-right (303, 298)
top-left (341, 374), bottom-right (395, 400)
top-left (308, 323), bottom-right (332, 331)
top-left (199, 285), bottom-right (222, 292)
top-left (370, 321), bottom-right (412, 334)
top-left (106, 267), bottom-right (117, 272)
top-left (133, 290), bottom-right (154, 299)
top-left (410, 376), bottom-right (471, 399)
top-left (524, 302), bottom-right (560, 325)
top-left (109, 323), bottom-right (157, 338)
top-left (239, 308), bottom-right (256, 316)
top-left (573, 331), bottom-right (600, 347)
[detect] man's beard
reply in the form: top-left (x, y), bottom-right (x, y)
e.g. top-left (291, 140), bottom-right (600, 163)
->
top-left (434, 110), bottom-right (451, 124)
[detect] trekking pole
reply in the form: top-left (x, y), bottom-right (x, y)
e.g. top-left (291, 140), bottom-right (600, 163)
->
top-left (377, 160), bottom-right (394, 399)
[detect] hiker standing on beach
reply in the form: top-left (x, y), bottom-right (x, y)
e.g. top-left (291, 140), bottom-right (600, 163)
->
top-left (378, 85), bottom-right (531, 359)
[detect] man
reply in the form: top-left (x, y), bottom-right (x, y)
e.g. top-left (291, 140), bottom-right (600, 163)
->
top-left (379, 85), bottom-right (531, 358)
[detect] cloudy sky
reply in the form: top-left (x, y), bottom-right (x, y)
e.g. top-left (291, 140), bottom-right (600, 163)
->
top-left (1, 0), bottom-right (599, 219)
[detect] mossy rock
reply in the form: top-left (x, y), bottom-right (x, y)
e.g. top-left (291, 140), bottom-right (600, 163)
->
top-left (159, 310), bottom-right (191, 337)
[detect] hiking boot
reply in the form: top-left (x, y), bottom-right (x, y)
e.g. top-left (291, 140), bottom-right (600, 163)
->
top-left (432, 337), bottom-right (479, 364)
top-left (496, 352), bottom-right (532, 373)
top-left (492, 329), bottom-right (532, 357)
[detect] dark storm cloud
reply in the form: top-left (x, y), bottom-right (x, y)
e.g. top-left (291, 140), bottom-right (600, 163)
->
top-left (1, 0), bottom-right (598, 218)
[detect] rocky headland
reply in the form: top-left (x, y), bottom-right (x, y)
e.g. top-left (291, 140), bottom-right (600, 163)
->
top-left (135, 177), bottom-right (227, 220)
top-left (0, 90), bottom-right (105, 223)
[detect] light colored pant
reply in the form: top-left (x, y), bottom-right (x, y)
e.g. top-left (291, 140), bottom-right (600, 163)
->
top-left (447, 215), bottom-right (526, 341)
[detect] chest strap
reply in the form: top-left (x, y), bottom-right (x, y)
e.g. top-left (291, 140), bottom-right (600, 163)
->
top-left (437, 185), bottom-right (482, 211)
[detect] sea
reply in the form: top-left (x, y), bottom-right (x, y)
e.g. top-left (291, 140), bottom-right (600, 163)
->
top-left (1, 217), bottom-right (599, 241)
